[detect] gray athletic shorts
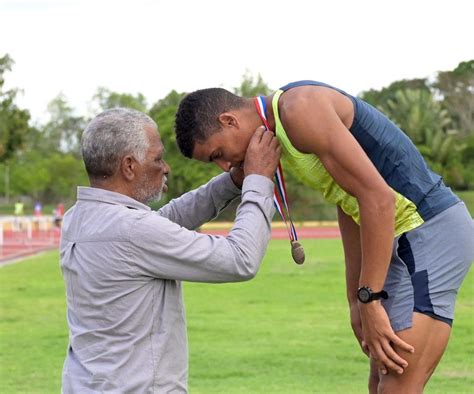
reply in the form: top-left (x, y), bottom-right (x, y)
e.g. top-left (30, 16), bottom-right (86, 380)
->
top-left (382, 201), bottom-right (474, 332)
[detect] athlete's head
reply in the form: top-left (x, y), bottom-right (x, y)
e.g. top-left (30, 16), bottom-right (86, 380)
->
top-left (175, 88), bottom-right (257, 172)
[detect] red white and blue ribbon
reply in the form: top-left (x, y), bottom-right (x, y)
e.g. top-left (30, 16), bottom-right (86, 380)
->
top-left (253, 96), bottom-right (299, 243)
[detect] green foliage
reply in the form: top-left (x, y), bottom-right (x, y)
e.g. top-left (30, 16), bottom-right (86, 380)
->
top-left (361, 60), bottom-right (474, 189)
top-left (434, 60), bottom-right (474, 137)
top-left (378, 89), bottom-right (466, 186)
top-left (381, 89), bottom-right (456, 161)
top-left (457, 190), bottom-right (474, 216)
top-left (1, 244), bottom-right (473, 393)
top-left (149, 89), bottom-right (183, 114)
top-left (0, 54), bottom-right (31, 162)
top-left (93, 87), bottom-right (148, 112)
top-left (234, 70), bottom-right (272, 97)
top-left (32, 93), bottom-right (86, 158)
top-left (360, 78), bottom-right (430, 109)
top-left (0, 150), bottom-right (88, 202)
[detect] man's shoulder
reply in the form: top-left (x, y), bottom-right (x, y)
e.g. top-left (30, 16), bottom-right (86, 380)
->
top-left (62, 201), bottom-right (153, 244)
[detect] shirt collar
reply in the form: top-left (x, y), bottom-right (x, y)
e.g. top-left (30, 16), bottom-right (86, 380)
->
top-left (77, 186), bottom-right (151, 211)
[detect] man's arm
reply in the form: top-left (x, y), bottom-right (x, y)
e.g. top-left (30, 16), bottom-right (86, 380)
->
top-left (279, 87), bottom-right (413, 373)
top-left (131, 174), bottom-right (274, 282)
top-left (130, 127), bottom-right (281, 283)
top-left (337, 206), bottom-right (368, 356)
top-left (157, 172), bottom-right (241, 230)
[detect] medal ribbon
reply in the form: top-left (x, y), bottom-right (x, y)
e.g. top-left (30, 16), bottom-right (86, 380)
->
top-left (253, 96), bottom-right (298, 242)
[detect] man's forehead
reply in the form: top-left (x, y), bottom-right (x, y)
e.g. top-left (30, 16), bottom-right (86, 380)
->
top-left (146, 126), bottom-right (164, 151)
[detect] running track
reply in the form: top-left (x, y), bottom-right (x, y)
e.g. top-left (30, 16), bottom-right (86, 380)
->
top-left (204, 227), bottom-right (341, 239)
top-left (0, 227), bottom-right (340, 264)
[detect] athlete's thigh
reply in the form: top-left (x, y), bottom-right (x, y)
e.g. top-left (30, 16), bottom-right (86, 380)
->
top-left (379, 312), bottom-right (451, 393)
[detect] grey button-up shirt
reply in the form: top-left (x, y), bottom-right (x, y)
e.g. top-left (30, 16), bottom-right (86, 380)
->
top-left (60, 173), bottom-right (275, 393)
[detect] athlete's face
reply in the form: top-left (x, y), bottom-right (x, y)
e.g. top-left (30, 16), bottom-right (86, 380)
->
top-left (192, 109), bottom-right (261, 172)
top-left (192, 126), bottom-right (253, 172)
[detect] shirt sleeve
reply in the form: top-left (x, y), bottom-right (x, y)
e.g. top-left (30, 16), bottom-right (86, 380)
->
top-left (157, 172), bottom-right (241, 230)
top-left (129, 175), bottom-right (275, 283)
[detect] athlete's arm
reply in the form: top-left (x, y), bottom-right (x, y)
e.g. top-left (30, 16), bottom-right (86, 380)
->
top-left (337, 206), bottom-right (368, 356)
top-left (279, 87), bottom-right (414, 373)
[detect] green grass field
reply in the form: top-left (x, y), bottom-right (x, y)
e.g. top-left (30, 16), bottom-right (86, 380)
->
top-left (0, 240), bottom-right (472, 393)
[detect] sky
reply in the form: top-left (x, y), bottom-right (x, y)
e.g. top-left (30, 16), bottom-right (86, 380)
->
top-left (1, 0), bottom-right (473, 122)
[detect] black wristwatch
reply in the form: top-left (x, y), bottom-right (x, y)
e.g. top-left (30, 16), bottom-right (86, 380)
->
top-left (357, 286), bottom-right (388, 303)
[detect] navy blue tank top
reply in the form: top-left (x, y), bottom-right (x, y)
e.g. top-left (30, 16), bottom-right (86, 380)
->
top-left (279, 80), bottom-right (459, 221)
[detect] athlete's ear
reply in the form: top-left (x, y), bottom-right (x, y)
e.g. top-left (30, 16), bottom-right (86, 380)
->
top-left (218, 113), bottom-right (239, 129)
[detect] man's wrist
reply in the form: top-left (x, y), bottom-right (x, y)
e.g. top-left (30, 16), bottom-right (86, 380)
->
top-left (244, 170), bottom-right (274, 180)
top-left (242, 175), bottom-right (274, 197)
top-left (357, 286), bottom-right (389, 303)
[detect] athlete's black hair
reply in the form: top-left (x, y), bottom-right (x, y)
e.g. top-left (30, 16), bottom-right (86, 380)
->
top-left (175, 88), bottom-right (246, 158)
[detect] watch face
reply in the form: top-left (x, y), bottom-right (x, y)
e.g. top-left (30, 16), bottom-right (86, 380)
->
top-left (358, 288), bottom-right (371, 303)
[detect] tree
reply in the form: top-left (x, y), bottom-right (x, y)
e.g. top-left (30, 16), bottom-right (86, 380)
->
top-left (234, 70), bottom-right (272, 97)
top-left (93, 87), bottom-right (148, 112)
top-left (0, 54), bottom-right (31, 162)
top-left (32, 93), bottom-right (86, 158)
top-left (434, 60), bottom-right (474, 137)
top-left (360, 78), bottom-right (430, 109)
top-left (149, 90), bottom-right (183, 114)
top-left (379, 89), bottom-right (462, 184)
top-left (7, 150), bottom-right (88, 203)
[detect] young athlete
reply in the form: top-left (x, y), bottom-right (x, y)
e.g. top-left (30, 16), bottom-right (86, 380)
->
top-left (174, 81), bottom-right (474, 393)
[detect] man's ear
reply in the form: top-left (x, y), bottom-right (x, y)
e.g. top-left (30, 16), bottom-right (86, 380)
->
top-left (121, 155), bottom-right (137, 181)
top-left (218, 113), bottom-right (239, 129)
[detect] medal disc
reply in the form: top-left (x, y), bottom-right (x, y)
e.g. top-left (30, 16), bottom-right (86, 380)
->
top-left (291, 241), bottom-right (305, 265)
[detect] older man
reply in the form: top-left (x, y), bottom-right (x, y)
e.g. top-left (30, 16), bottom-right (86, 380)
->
top-left (60, 108), bottom-right (281, 392)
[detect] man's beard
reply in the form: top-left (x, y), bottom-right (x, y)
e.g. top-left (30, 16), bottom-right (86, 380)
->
top-left (136, 175), bottom-right (167, 205)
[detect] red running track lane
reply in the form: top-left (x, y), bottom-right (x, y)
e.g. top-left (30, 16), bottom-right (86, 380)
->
top-left (203, 226), bottom-right (341, 239)
top-left (0, 227), bottom-right (340, 264)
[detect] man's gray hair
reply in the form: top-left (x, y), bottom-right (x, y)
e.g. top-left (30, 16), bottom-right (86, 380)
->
top-left (81, 108), bottom-right (156, 179)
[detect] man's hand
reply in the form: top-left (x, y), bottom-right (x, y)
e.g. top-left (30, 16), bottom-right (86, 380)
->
top-left (359, 301), bottom-right (414, 375)
top-left (349, 302), bottom-right (369, 357)
top-left (244, 126), bottom-right (281, 179)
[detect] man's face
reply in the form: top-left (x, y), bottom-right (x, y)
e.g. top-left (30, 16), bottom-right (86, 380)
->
top-left (192, 127), bottom-right (251, 172)
top-left (134, 126), bottom-right (170, 204)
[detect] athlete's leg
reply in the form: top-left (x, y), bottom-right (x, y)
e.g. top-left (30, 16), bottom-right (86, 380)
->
top-left (377, 312), bottom-right (451, 394)
top-left (368, 358), bottom-right (380, 394)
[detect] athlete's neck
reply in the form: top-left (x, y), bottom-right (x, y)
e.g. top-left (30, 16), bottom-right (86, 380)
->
top-left (253, 94), bottom-right (276, 131)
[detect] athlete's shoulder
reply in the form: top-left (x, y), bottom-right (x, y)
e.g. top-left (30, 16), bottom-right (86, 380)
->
top-left (278, 84), bottom-right (333, 121)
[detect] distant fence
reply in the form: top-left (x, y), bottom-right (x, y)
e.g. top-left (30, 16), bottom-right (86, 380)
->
top-left (0, 216), bottom-right (61, 262)
top-left (0, 216), bottom-right (341, 263)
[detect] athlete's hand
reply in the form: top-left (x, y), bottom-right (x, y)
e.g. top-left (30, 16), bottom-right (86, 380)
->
top-left (349, 302), bottom-right (369, 357)
top-left (359, 301), bottom-right (415, 375)
top-left (244, 126), bottom-right (281, 179)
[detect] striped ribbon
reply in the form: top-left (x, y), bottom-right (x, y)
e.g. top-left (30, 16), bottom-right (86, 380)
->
top-left (253, 96), bottom-right (298, 242)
